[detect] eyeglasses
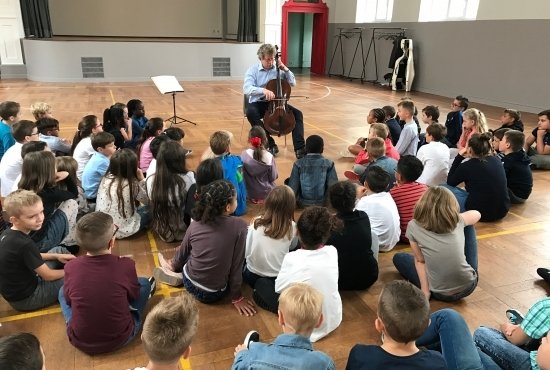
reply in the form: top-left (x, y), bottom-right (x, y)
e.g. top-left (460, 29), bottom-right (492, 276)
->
top-left (113, 224), bottom-right (119, 237)
top-left (30, 132), bottom-right (40, 136)
top-left (451, 103), bottom-right (461, 107)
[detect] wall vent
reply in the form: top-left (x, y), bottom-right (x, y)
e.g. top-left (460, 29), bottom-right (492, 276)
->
top-left (81, 57), bottom-right (104, 78)
top-left (213, 57), bottom-right (230, 77)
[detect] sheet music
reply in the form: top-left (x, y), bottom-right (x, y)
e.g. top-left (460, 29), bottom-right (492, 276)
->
top-left (151, 75), bottom-right (184, 94)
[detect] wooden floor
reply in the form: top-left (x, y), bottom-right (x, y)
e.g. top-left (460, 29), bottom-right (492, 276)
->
top-left (0, 75), bottom-right (549, 369)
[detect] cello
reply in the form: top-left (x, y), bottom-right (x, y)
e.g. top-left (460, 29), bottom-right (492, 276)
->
top-left (263, 45), bottom-right (296, 137)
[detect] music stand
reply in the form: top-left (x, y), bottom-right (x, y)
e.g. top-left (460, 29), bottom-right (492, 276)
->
top-left (151, 75), bottom-right (197, 126)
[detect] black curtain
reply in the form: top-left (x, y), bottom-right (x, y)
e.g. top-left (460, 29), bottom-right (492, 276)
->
top-left (237, 0), bottom-right (257, 42)
top-left (20, 0), bottom-right (52, 38)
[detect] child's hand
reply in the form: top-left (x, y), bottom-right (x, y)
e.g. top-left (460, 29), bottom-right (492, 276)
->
top-left (61, 137), bottom-right (72, 144)
top-left (355, 137), bottom-right (365, 145)
top-left (136, 168), bottom-right (145, 181)
top-left (500, 322), bottom-right (518, 337)
top-left (537, 129), bottom-right (547, 137)
top-left (233, 298), bottom-right (257, 316)
top-left (55, 171), bottom-right (69, 182)
top-left (458, 147), bottom-right (469, 157)
top-left (57, 253), bottom-right (76, 264)
top-left (234, 344), bottom-right (247, 356)
top-left (356, 185), bottom-right (368, 198)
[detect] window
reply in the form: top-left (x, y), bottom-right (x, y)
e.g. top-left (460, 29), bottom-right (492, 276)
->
top-left (356, 0), bottom-right (394, 23)
top-left (418, 0), bottom-right (479, 22)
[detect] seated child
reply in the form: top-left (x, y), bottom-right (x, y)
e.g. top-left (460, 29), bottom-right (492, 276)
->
top-left (0, 120), bottom-right (39, 197)
top-left (0, 190), bottom-right (74, 311)
top-left (36, 117), bottom-right (71, 155)
top-left (163, 126), bottom-right (192, 156)
top-left (137, 117), bottom-right (164, 174)
top-left (524, 109), bottom-right (550, 170)
top-left (355, 166), bottom-right (400, 252)
top-left (55, 156), bottom-right (89, 217)
top-left (0, 332), bottom-right (45, 370)
top-left (327, 181), bottom-right (378, 290)
top-left (253, 207), bottom-right (342, 342)
top-left (346, 108), bottom-right (385, 156)
top-left (30, 101), bottom-right (53, 120)
top-left (345, 136), bottom-right (398, 184)
top-left (417, 123), bottom-right (450, 186)
top-left (240, 126), bottom-right (278, 203)
top-left (201, 129), bottom-right (233, 161)
top-left (154, 180), bottom-right (256, 316)
top-left (143, 134), bottom-right (170, 178)
top-left (382, 105), bottom-right (401, 146)
top-left (491, 127), bottom-right (510, 160)
top-left (494, 108), bottom-right (524, 132)
top-left (474, 297), bottom-right (550, 370)
top-left (456, 108), bottom-right (489, 154)
top-left (71, 115), bottom-right (103, 180)
top-left (390, 156), bottom-right (428, 242)
top-left (0, 101), bottom-right (19, 160)
top-left (133, 292), bottom-right (199, 370)
top-left (7, 141), bottom-right (50, 195)
top-left (417, 105), bottom-right (440, 148)
top-left (127, 99), bottom-right (149, 149)
top-left (244, 185), bottom-right (297, 288)
top-left (349, 123), bottom-right (400, 175)
top-left (395, 100), bottom-right (419, 156)
top-left (447, 133), bottom-right (510, 222)
top-left (210, 130), bottom-right (247, 215)
top-left (59, 211), bottom-right (154, 355)
top-left (499, 130), bottom-right (533, 204)
top-left (393, 186), bottom-right (480, 302)
top-left (287, 135), bottom-right (338, 207)
top-left (103, 103), bottom-right (132, 149)
top-left (82, 132), bottom-right (116, 202)
top-left (233, 283), bottom-right (336, 370)
top-left (443, 95), bottom-right (468, 148)
top-left (346, 281), bottom-right (446, 370)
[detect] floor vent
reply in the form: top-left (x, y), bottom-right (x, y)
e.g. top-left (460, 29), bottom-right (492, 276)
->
top-left (213, 57), bottom-right (230, 77)
top-left (81, 57), bottom-right (104, 78)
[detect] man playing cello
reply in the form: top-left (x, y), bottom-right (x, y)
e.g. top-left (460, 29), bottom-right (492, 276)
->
top-left (243, 43), bottom-right (306, 159)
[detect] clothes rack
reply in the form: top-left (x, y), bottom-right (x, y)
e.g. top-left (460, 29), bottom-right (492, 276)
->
top-left (328, 27), bottom-right (365, 81)
top-left (362, 27), bottom-right (407, 84)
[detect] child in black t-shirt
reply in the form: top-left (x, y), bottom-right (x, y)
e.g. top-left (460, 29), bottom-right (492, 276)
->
top-left (0, 190), bottom-right (74, 311)
top-left (499, 130), bottom-right (533, 203)
top-left (346, 281), bottom-right (446, 370)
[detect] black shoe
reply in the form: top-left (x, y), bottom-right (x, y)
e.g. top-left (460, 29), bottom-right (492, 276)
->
top-left (506, 309), bottom-right (524, 325)
top-left (295, 147), bottom-right (306, 159)
top-left (537, 268), bottom-right (550, 283)
top-left (148, 276), bottom-right (157, 299)
top-left (244, 330), bottom-right (260, 349)
top-left (269, 144), bottom-right (279, 156)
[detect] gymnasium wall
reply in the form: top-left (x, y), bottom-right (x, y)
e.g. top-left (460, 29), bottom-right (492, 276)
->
top-left (328, 0), bottom-right (549, 112)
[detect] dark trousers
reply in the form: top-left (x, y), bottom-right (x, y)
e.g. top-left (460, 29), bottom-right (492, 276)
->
top-left (246, 101), bottom-right (305, 151)
top-left (252, 278), bottom-right (279, 314)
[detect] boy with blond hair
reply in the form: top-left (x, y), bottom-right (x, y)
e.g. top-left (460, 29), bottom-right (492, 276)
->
top-left (345, 137), bottom-right (398, 185)
top-left (132, 292), bottom-right (199, 370)
top-left (59, 211), bottom-right (154, 355)
top-left (232, 283), bottom-right (335, 370)
top-left (346, 281), bottom-right (446, 369)
top-left (0, 190), bottom-right (74, 311)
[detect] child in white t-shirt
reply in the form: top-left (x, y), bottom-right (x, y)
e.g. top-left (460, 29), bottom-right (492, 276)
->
top-left (417, 123), bottom-right (450, 186)
top-left (355, 166), bottom-right (400, 252)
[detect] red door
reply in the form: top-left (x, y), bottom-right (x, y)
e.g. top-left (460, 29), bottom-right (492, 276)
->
top-left (281, 1), bottom-right (329, 75)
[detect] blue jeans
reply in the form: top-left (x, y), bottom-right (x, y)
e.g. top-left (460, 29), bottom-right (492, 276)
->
top-left (441, 184), bottom-right (478, 271)
top-left (392, 253), bottom-right (478, 302)
top-left (473, 326), bottom-right (531, 370)
top-left (35, 210), bottom-right (69, 253)
top-left (137, 205), bottom-right (151, 230)
top-left (58, 277), bottom-right (151, 344)
top-left (417, 309), bottom-right (502, 370)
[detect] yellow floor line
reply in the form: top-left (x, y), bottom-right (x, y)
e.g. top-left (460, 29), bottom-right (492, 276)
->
top-left (304, 121), bottom-right (349, 143)
top-left (109, 89), bottom-right (116, 104)
top-left (507, 211), bottom-right (529, 221)
top-left (146, 232), bottom-right (192, 370)
top-left (0, 306), bottom-right (61, 323)
top-left (477, 222), bottom-right (544, 240)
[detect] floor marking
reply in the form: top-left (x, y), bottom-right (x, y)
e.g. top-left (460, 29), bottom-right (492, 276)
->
top-left (0, 306), bottom-right (61, 323)
top-left (305, 82), bottom-right (331, 102)
top-left (109, 89), bottom-right (116, 104)
top-left (508, 212), bottom-right (529, 221)
top-left (477, 222), bottom-right (544, 240)
top-left (146, 232), bottom-right (192, 370)
top-left (304, 121), bottom-right (349, 143)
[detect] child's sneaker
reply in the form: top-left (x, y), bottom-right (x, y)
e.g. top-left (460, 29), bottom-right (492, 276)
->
top-left (243, 330), bottom-right (260, 349)
top-left (153, 267), bottom-right (183, 287)
top-left (148, 276), bottom-right (157, 298)
top-left (506, 309), bottom-right (524, 325)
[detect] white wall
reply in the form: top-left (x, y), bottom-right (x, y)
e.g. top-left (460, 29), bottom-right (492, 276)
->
top-left (477, 0), bottom-right (550, 20)
top-left (23, 39), bottom-right (260, 82)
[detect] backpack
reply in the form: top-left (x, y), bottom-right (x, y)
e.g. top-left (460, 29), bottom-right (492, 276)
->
top-left (220, 155), bottom-right (247, 216)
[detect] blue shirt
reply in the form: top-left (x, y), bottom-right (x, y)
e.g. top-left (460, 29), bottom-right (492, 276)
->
top-left (82, 152), bottom-right (109, 199)
top-left (0, 120), bottom-right (15, 161)
top-left (243, 62), bottom-right (296, 103)
top-left (39, 134), bottom-right (71, 154)
top-left (395, 121), bottom-right (419, 156)
top-left (232, 334), bottom-right (335, 370)
top-left (130, 116), bottom-right (148, 149)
